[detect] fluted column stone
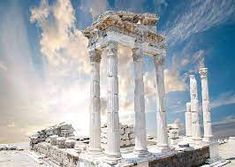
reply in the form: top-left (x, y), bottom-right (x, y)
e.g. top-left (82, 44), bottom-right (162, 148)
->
top-left (154, 51), bottom-right (169, 151)
top-left (105, 42), bottom-right (121, 163)
top-left (185, 102), bottom-right (192, 138)
top-left (189, 75), bottom-right (202, 143)
top-left (199, 68), bottom-right (213, 142)
top-left (89, 49), bottom-right (102, 154)
top-left (132, 44), bottom-right (148, 156)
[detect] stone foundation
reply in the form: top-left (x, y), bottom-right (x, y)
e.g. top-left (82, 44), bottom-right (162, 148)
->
top-left (33, 141), bottom-right (209, 167)
top-left (149, 146), bottom-right (209, 167)
top-left (33, 142), bottom-right (80, 167)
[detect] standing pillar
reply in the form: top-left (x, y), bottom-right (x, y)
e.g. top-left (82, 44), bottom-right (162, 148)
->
top-left (105, 42), bottom-right (121, 162)
top-left (185, 102), bottom-right (192, 138)
top-left (189, 75), bottom-right (202, 143)
top-left (154, 51), bottom-right (169, 151)
top-left (132, 44), bottom-right (148, 156)
top-left (199, 68), bottom-right (213, 142)
top-left (89, 49), bottom-right (102, 154)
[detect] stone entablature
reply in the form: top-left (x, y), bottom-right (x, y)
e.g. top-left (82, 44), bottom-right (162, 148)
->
top-left (94, 11), bottom-right (159, 26)
top-left (83, 11), bottom-right (165, 56)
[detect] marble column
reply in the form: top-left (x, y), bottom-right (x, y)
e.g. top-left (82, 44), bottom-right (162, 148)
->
top-left (199, 68), bottom-right (213, 142)
top-left (132, 45), bottom-right (148, 156)
top-left (189, 75), bottom-right (202, 142)
top-left (154, 51), bottom-right (169, 151)
top-left (105, 42), bottom-right (121, 162)
top-left (89, 49), bottom-right (102, 154)
top-left (185, 102), bottom-right (192, 138)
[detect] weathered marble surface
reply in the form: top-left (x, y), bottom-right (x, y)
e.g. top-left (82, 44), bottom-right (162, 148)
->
top-left (132, 44), bottom-right (148, 156)
top-left (101, 124), bottom-right (135, 148)
top-left (33, 142), bottom-right (80, 167)
top-left (189, 75), bottom-right (202, 143)
top-left (168, 120), bottom-right (181, 145)
top-left (199, 67), bottom-right (213, 142)
top-left (185, 102), bottom-right (192, 138)
top-left (154, 54), bottom-right (169, 151)
top-left (105, 42), bottom-right (121, 161)
top-left (30, 122), bottom-right (75, 148)
top-left (89, 49), bottom-right (102, 153)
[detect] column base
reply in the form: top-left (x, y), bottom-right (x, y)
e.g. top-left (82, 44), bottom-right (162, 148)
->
top-left (153, 144), bottom-right (170, 153)
top-left (104, 153), bottom-right (122, 165)
top-left (184, 137), bottom-right (194, 145)
top-left (203, 136), bottom-right (213, 143)
top-left (134, 149), bottom-right (150, 157)
top-left (192, 137), bottom-right (202, 145)
top-left (88, 148), bottom-right (103, 155)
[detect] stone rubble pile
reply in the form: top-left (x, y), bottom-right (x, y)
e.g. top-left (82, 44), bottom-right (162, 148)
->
top-left (168, 121), bottom-right (181, 145)
top-left (0, 144), bottom-right (24, 151)
top-left (30, 122), bottom-right (75, 147)
top-left (101, 124), bottom-right (135, 148)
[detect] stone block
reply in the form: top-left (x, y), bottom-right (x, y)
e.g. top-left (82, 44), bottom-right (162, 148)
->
top-left (65, 139), bottom-right (76, 148)
top-left (129, 133), bottom-right (134, 139)
top-left (121, 133), bottom-right (129, 140)
top-left (120, 128), bottom-right (124, 135)
top-left (50, 135), bottom-right (58, 145)
top-left (57, 137), bottom-right (66, 148)
top-left (125, 127), bottom-right (131, 133)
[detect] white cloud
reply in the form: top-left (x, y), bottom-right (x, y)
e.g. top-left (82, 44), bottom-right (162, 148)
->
top-left (31, 0), bottom-right (89, 76)
top-left (164, 68), bottom-right (187, 93)
top-left (0, 61), bottom-right (7, 72)
top-left (163, 54), bottom-right (188, 93)
top-left (211, 92), bottom-right (235, 109)
top-left (165, 0), bottom-right (235, 46)
top-left (79, 0), bottom-right (107, 18)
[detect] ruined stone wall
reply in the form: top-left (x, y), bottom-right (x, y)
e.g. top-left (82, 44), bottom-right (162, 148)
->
top-left (30, 122), bottom-right (75, 147)
top-left (33, 142), bottom-right (79, 167)
top-left (101, 124), bottom-right (135, 148)
top-left (149, 146), bottom-right (210, 167)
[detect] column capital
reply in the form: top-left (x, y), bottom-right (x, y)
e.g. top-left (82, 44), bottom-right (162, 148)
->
top-left (107, 41), bottom-right (118, 55)
top-left (132, 46), bottom-right (143, 61)
top-left (154, 54), bottom-right (165, 66)
top-left (89, 49), bottom-right (101, 63)
top-left (199, 68), bottom-right (208, 78)
top-left (189, 74), bottom-right (195, 79)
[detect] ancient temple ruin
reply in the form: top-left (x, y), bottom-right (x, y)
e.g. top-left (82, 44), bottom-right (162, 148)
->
top-left (29, 11), bottom-right (214, 167)
top-left (185, 67), bottom-right (213, 143)
top-left (83, 11), bottom-right (168, 162)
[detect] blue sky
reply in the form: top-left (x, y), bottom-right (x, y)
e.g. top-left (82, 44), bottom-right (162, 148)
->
top-left (0, 0), bottom-right (234, 143)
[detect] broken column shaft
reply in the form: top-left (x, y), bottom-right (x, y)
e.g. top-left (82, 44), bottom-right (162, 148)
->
top-left (189, 75), bottom-right (201, 143)
top-left (199, 68), bottom-right (213, 142)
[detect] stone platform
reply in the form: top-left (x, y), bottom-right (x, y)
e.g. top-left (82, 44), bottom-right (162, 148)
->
top-left (79, 146), bottom-right (209, 167)
top-left (33, 141), bottom-right (210, 167)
